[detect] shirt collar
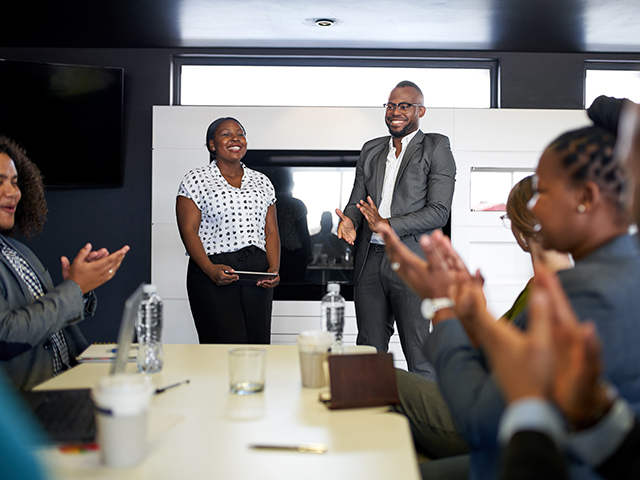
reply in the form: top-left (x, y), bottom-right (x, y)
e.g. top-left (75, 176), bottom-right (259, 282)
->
top-left (388, 129), bottom-right (420, 155)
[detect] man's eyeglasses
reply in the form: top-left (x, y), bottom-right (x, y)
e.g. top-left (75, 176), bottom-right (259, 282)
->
top-left (500, 214), bottom-right (511, 229)
top-left (383, 103), bottom-right (423, 112)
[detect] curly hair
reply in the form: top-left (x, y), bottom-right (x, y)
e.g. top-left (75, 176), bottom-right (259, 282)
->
top-left (0, 136), bottom-right (48, 238)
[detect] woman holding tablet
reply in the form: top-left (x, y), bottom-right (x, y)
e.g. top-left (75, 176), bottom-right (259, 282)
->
top-left (176, 117), bottom-right (280, 344)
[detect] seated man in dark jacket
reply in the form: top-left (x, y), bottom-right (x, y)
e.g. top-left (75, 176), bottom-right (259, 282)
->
top-left (0, 136), bottom-right (129, 390)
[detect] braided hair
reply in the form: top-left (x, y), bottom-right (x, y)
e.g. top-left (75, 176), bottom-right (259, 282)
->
top-left (547, 96), bottom-right (627, 210)
top-left (0, 136), bottom-right (48, 238)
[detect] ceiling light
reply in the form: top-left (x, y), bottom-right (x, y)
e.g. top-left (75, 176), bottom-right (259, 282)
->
top-left (315, 18), bottom-right (335, 27)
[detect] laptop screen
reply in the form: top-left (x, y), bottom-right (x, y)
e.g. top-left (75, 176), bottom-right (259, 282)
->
top-left (110, 283), bottom-right (145, 375)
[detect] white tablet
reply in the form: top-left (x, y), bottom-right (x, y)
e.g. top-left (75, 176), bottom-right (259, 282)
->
top-left (226, 270), bottom-right (278, 281)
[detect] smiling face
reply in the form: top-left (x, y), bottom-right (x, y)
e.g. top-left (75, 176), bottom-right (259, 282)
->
top-left (529, 148), bottom-right (586, 255)
top-left (385, 86), bottom-right (426, 138)
top-left (0, 153), bottom-right (21, 232)
top-left (208, 119), bottom-right (247, 164)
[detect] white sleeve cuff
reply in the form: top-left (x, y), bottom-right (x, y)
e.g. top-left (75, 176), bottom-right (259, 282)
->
top-left (569, 398), bottom-right (635, 467)
top-left (498, 397), bottom-right (567, 449)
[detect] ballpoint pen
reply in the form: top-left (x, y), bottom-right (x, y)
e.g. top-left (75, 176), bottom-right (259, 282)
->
top-left (248, 444), bottom-right (327, 454)
top-left (155, 379), bottom-right (190, 395)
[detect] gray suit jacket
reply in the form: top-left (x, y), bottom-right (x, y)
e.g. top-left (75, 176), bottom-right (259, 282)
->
top-left (0, 235), bottom-right (94, 390)
top-left (343, 130), bottom-right (456, 284)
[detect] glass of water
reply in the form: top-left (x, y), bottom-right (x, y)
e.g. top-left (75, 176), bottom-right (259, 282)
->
top-left (228, 348), bottom-right (266, 395)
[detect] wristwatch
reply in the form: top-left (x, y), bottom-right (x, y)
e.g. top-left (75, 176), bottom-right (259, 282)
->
top-left (421, 297), bottom-right (455, 320)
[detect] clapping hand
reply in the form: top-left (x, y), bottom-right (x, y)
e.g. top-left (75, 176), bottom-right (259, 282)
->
top-left (63, 243), bottom-right (130, 294)
top-left (379, 224), bottom-right (487, 335)
top-left (335, 208), bottom-right (357, 245)
top-left (357, 196), bottom-right (389, 234)
top-left (478, 263), bottom-right (611, 429)
top-left (378, 224), bottom-right (451, 300)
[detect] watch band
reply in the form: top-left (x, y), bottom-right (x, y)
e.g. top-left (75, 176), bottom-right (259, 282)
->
top-left (421, 297), bottom-right (455, 320)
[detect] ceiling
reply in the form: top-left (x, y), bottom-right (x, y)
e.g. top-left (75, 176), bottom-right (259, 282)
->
top-left (3, 0), bottom-right (640, 53)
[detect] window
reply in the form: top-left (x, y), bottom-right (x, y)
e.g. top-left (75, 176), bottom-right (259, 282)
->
top-left (585, 62), bottom-right (640, 107)
top-left (175, 55), bottom-right (498, 108)
top-left (470, 168), bottom-right (534, 212)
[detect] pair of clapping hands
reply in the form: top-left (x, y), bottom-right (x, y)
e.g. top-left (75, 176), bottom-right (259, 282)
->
top-left (61, 243), bottom-right (130, 294)
top-left (378, 224), bottom-right (611, 430)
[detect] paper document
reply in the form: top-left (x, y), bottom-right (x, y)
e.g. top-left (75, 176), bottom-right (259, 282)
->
top-left (76, 344), bottom-right (138, 363)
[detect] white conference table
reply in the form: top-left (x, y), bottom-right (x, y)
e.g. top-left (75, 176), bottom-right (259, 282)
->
top-left (37, 344), bottom-right (421, 480)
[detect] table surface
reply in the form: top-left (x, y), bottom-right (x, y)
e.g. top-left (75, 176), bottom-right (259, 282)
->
top-left (37, 344), bottom-right (420, 480)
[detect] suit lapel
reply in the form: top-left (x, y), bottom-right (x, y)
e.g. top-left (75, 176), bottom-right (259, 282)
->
top-left (393, 130), bottom-right (424, 193)
top-left (372, 143), bottom-right (388, 205)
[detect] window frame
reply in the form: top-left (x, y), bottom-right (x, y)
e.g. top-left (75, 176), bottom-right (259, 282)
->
top-left (584, 60), bottom-right (640, 108)
top-left (172, 53), bottom-right (500, 108)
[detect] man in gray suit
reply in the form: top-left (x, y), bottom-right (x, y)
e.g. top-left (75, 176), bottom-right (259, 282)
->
top-left (336, 80), bottom-right (456, 378)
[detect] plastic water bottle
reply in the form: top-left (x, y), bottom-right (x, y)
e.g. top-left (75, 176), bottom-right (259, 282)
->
top-left (136, 284), bottom-right (164, 373)
top-left (321, 283), bottom-right (345, 354)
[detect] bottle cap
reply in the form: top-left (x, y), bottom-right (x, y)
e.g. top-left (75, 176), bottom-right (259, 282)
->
top-left (327, 283), bottom-right (340, 293)
top-left (142, 284), bottom-right (157, 294)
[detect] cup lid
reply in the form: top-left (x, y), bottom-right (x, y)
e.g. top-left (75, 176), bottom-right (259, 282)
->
top-left (297, 330), bottom-right (333, 348)
top-left (91, 374), bottom-right (154, 416)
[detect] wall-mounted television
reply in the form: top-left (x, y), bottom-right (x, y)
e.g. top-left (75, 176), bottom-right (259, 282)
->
top-left (0, 59), bottom-right (124, 189)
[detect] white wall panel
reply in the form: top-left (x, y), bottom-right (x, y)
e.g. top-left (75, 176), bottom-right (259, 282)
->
top-left (152, 223), bottom-right (189, 299)
top-left (453, 109), bottom-right (589, 152)
top-left (163, 299), bottom-right (199, 344)
top-left (152, 148), bottom-right (207, 224)
top-left (153, 106), bottom-right (210, 149)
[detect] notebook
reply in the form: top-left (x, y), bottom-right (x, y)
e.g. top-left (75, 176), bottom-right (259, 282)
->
top-left (22, 283), bottom-right (146, 444)
top-left (321, 353), bottom-right (400, 410)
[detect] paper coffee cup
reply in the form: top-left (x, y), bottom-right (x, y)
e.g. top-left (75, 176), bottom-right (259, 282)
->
top-left (91, 374), bottom-right (154, 467)
top-left (297, 330), bottom-right (333, 388)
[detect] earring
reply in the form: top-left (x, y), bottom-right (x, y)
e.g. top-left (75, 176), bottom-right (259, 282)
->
top-left (577, 204), bottom-right (586, 213)
top-left (520, 234), bottom-right (528, 248)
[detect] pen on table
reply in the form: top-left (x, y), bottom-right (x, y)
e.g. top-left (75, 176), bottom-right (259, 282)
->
top-left (249, 444), bottom-right (327, 454)
top-left (155, 379), bottom-right (190, 395)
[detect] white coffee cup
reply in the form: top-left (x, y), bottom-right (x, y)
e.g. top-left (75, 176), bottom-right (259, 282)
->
top-left (297, 330), bottom-right (333, 388)
top-left (91, 374), bottom-right (154, 467)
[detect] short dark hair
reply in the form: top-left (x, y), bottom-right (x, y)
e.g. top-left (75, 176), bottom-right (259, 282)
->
top-left (0, 136), bottom-right (48, 238)
top-left (205, 117), bottom-right (246, 162)
top-left (395, 81), bottom-right (424, 102)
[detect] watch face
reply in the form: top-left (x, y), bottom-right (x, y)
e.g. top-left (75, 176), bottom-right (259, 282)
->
top-left (421, 298), bottom-right (454, 320)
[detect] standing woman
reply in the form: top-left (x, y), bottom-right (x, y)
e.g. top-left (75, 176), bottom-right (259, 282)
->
top-left (176, 118), bottom-right (280, 344)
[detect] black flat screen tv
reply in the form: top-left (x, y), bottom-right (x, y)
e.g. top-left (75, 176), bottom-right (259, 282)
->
top-left (0, 59), bottom-right (124, 189)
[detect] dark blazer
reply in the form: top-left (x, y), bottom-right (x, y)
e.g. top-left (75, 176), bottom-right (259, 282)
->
top-left (502, 420), bottom-right (640, 480)
top-left (0, 235), bottom-right (93, 390)
top-left (343, 130), bottom-right (456, 284)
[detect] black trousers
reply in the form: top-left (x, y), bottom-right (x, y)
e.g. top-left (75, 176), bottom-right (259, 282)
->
top-left (186, 246), bottom-right (273, 344)
top-left (354, 244), bottom-right (434, 379)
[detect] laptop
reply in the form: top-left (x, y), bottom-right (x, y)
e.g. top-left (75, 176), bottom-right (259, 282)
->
top-left (20, 283), bottom-right (146, 444)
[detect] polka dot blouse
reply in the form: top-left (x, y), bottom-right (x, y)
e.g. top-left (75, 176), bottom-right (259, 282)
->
top-left (177, 162), bottom-right (276, 255)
